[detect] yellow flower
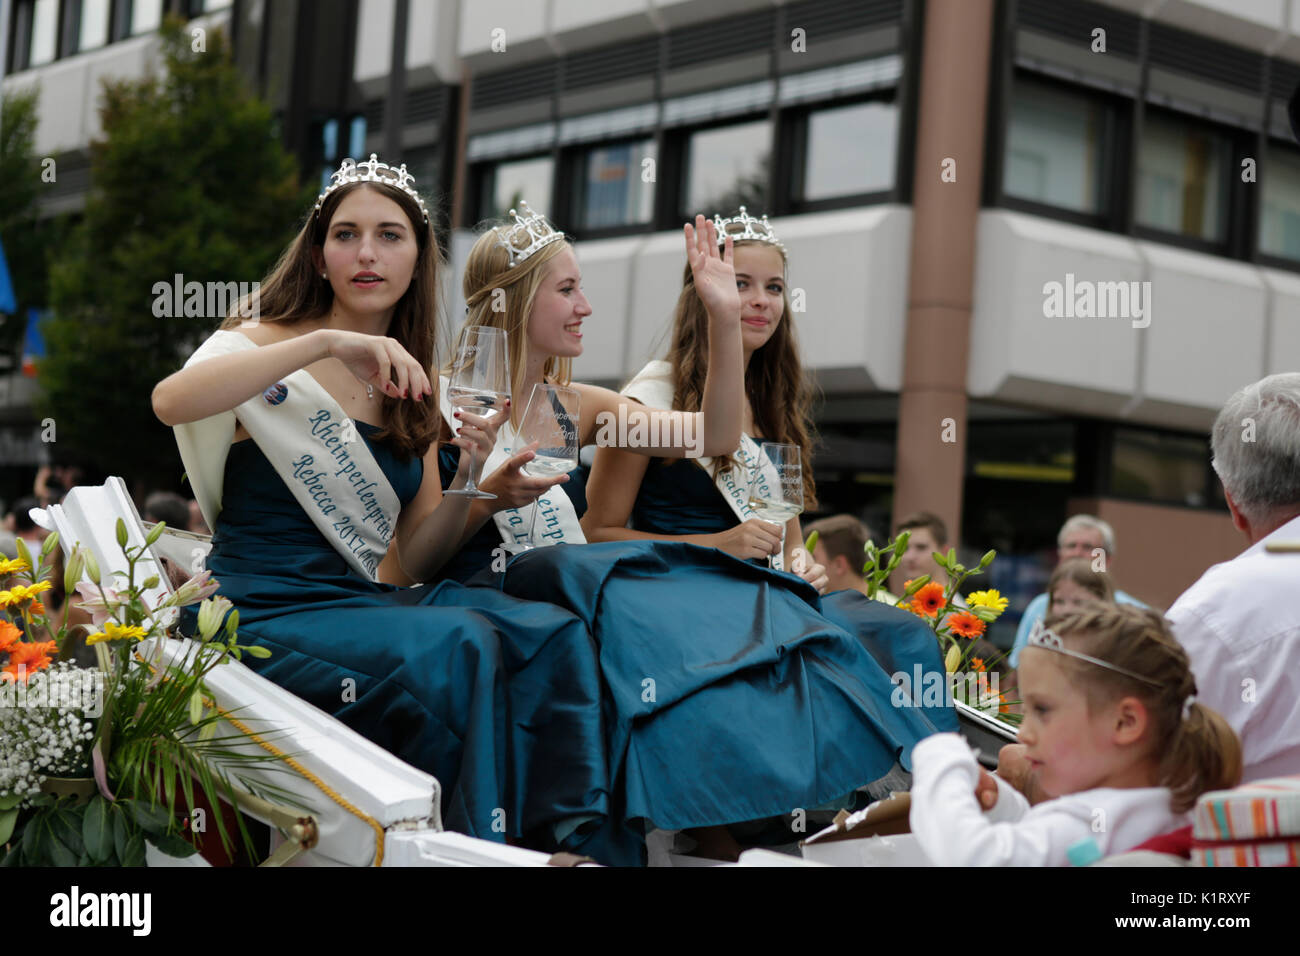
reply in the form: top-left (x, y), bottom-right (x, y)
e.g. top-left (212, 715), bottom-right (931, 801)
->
top-left (85, 620), bottom-right (149, 646)
top-left (0, 580), bottom-right (53, 609)
top-left (966, 589), bottom-right (1009, 615)
top-left (0, 557), bottom-right (30, 576)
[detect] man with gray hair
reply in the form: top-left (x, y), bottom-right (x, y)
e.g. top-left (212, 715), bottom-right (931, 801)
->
top-left (1008, 514), bottom-right (1145, 667)
top-left (1167, 372), bottom-right (1300, 781)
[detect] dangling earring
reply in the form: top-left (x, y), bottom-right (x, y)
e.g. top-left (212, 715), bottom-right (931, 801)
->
top-left (321, 272), bottom-right (328, 279)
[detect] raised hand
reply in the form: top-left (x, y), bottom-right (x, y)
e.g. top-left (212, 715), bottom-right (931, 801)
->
top-left (327, 329), bottom-right (432, 401)
top-left (684, 214), bottom-right (740, 323)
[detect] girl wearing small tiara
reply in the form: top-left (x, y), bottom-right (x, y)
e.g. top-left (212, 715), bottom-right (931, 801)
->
top-left (909, 604), bottom-right (1242, 866)
top-left (433, 202), bottom-right (945, 861)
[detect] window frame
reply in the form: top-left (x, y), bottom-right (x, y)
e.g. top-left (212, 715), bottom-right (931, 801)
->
top-left (558, 135), bottom-right (659, 241)
top-left (782, 90), bottom-right (905, 215)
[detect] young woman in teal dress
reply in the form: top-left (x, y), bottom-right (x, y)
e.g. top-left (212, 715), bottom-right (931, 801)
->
top-left (151, 158), bottom-right (672, 863)
top-left (429, 203), bottom-right (954, 859)
top-left (579, 208), bottom-right (957, 772)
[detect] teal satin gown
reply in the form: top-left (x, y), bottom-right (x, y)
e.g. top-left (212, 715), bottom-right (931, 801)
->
top-left (179, 423), bottom-right (621, 858)
top-left (438, 450), bottom-right (956, 840)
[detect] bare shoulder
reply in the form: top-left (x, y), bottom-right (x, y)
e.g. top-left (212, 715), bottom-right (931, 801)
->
top-left (234, 320), bottom-right (313, 347)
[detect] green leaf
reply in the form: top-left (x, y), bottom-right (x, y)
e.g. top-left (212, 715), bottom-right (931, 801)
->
top-left (50, 807), bottom-right (85, 858)
top-left (121, 830), bottom-right (147, 867)
top-left (0, 808), bottom-right (18, 846)
top-left (82, 797), bottom-right (114, 862)
top-left (112, 802), bottom-right (131, 861)
top-left (128, 799), bottom-right (173, 836)
top-left (116, 517), bottom-right (129, 549)
top-left (0, 792), bottom-right (23, 811)
top-left (146, 829), bottom-right (198, 858)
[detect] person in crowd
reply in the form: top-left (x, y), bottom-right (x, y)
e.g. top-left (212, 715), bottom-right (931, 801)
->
top-left (1166, 372), bottom-right (1300, 781)
top-left (9, 497), bottom-right (44, 549)
top-left (913, 604), bottom-right (1241, 865)
top-left (438, 202), bottom-right (953, 861)
top-left (1044, 557), bottom-right (1116, 617)
top-left (187, 498), bottom-right (211, 535)
top-left (153, 155), bottom-right (642, 862)
top-left (143, 490), bottom-right (191, 530)
top-left (890, 510), bottom-right (969, 608)
top-left (1009, 515), bottom-right (1144, 667)
top-left (803, 514), bottom-right (897, 603)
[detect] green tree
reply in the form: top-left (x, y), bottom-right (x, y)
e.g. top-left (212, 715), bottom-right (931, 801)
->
top-left (41, 18), bottom-right (311, 488)
top-left (0, 86), bottom-right (43, 368)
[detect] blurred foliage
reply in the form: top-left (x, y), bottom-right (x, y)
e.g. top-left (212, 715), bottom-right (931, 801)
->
top-left (40, 17), bottom-right (314, 486)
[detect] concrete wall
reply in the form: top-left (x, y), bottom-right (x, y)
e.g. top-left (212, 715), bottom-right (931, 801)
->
top-left (1068, 496), bottom-right (1246, 611)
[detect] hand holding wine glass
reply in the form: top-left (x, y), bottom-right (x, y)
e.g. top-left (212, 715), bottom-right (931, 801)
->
top-left (445, 326), bottom-right (510, 499)
top-left (746, 442), bottom-right (804, 570)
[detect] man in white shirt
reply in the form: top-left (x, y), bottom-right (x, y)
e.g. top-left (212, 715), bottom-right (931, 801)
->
top-left (1165, 372), bottom-right (1300, 782)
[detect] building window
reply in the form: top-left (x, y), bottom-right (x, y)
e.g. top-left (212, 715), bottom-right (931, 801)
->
top-left (572, 139), bottom-right (656, 231)
top-left (131, 0), bottom-right (164, 36)
top-left (1259, 146), bottom-right (1300, 262)
top-left (804, 99), bottom-right (897, 201)
top-left (479, 156), bottom-right (554, 222)
top-left (1003, 79), bottom-right (1108, 215)
top-left (682, 120), bottom-right (771, 217)
top-left (26, 0), bottom-right (59, 67)
top-left (1136, 112), bottom-right (1229, 243)
top-left (79, 0), bottom-right (111, 52)
top-left (1110, 428), bottom-right (1210, 507)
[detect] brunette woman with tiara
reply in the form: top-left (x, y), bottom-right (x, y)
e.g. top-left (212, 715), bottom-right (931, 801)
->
top-left (152, 156), bottom-right (640, 861)
top-left (580, 207), bottom-right (956, 749)
top-left (431, 202), bottom-right (948, 860)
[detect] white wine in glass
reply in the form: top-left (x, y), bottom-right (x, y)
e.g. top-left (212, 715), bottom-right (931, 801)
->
top-left (445, 326), bottom-right (510, 499)
top-left (516, 384), bottom-right (581, 549)
top-left (747, 442), bottom-right (804, 568)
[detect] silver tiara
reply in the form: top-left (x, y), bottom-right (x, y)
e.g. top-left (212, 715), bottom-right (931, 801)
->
top-left (314, 154), bottom-right (429, 223)
top-left (1027, 619), bottom-right (1163, 687)
top-left (712, 206), bottom-right (786, 254)
top-left (494, 201), bottom-right (565, 268)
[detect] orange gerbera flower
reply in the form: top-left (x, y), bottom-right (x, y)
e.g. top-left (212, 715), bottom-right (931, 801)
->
top-left (29, 600), bottom-right (45, 617)
top-left (970, 656), bottom-right (986, 673)
top-left (911, 582), bottom-right (946, 618)
top-left (946, 611), bottom-right (987, 639)
top-left (0, 620), bottom-right (22, 653)
top-left (2, 639), bottom-right (57, 682)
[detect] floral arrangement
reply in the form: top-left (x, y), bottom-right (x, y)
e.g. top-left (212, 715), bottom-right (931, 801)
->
top-left (853, 531), bottom-right (1019, 724)
top-left (0, 522), bottom-right (283, 866)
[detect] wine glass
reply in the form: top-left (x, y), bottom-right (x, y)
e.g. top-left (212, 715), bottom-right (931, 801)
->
top-left (445, 326), bottom-right (511, 499)
top-left (515, 384), bottom-right (580, 549)
top-left (746, 442), bottom-right (804, 569)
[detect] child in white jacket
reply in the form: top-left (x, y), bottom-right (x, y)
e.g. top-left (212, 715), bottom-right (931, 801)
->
top-left (910, 605), bottom-right (1242, 866)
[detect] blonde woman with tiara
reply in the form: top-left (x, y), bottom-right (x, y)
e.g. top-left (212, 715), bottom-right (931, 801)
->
top-left (435, 202), bottom-right (946, 861)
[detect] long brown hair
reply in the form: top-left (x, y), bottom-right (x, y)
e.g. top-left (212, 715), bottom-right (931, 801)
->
top-left (220, 181), bottom-right (443, 460)
top-left (1045, 604), bottom-right (1242, 813)
top-left (454, 227), bottom-right (572, 430)
top-left (663, 239), bottom-right (817, 505)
